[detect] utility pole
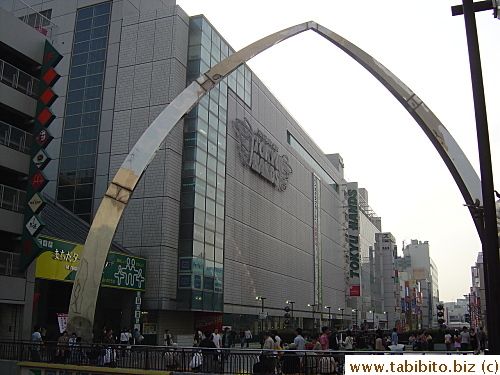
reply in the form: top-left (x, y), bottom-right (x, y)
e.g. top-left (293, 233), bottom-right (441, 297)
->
top-left (452, 0), bottom-right (500, 354)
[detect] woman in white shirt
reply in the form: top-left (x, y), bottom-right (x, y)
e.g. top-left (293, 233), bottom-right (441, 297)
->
top-left (344, 330), bottom-right (355, 350)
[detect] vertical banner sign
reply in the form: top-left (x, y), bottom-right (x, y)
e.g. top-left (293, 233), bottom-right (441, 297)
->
top-left (19, 40), bottom-right (62, 272)
top-left (312, 174), bottom-right (322, 306)
top-left (347, 182), bottom-right (361, 297)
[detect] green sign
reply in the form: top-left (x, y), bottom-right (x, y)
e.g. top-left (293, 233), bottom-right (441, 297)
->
top-left (36, 236), bottom-right (146, 291)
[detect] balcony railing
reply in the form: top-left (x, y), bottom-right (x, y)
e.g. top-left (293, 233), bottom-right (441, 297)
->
top-left (0, 250), bottom-right (21, 276)
top-left (2, 0), bottom-right (58, 40)
top-left (0, 184), bottom-right (26, 213)
top-left (0, 59), bottom-right (39, 99)
top-left (0, 120), bottom-right (32, 154)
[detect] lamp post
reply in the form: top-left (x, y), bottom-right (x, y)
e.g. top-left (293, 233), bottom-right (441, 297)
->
top-left (338, 308), bottom-right (345, 330)
top-left (256, 296), bottom-right (266, 331)
top-left (352, 309), bottom-right (358, 330)
top-left (308, 304), bottom-right (317, 330)
top-left (369, 310), bottom-right (374, 329)
top-left (286, 300), bottom-right (295, 328)
top-left (325, 306), bottom-right (332, 329)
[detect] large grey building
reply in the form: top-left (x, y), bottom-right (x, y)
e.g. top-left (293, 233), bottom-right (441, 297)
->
top-left (0, 0), bottom-right (400, 341)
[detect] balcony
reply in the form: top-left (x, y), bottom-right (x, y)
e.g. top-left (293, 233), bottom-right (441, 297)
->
top-left (2, 0), bottom-right (58, 40)
top-left (0, 120), bottom-right (32, 154)
top-left (0, 59), bottom-right (39, 99)
top-left (0, 183), bottom-right (26, 214)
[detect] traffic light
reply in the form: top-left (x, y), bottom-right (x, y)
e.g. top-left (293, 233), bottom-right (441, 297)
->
top-left (284, 306), bottom-right (291, 326)
top-left (437, 304), bottom-right (445, 328)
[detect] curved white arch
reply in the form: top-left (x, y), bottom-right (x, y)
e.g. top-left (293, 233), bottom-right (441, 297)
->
top-left (67, 21), bottom-right (482, 340)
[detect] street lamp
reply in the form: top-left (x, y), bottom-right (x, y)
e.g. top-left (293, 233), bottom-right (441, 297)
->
top-left (338, 308), bottom-right (345, 330)
top-left (286, 300), bottom-right (295, 328)
top-left (325, 306), bottom-right (332, 329)
top-left (352, 309), bottom-right (358, 330)
top-left (369, 310), bottom-right (374, 329)
top-left (308, 303), bottom-right (317, 330)
top-left (256, 296), bottom-right (267, 331)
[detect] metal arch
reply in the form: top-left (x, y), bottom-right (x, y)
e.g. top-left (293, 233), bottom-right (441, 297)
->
top-left (67, 21), bottom-right (482, 340)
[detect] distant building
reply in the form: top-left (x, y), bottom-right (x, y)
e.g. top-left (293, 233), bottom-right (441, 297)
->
top-left (471, 252), bottom-right (486, 330)
top-left (396, 240), bottom-right (439, 329)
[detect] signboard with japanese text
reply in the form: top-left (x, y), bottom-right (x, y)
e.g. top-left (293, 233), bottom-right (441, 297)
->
top-left (35, 235), bottom-right (146, 291)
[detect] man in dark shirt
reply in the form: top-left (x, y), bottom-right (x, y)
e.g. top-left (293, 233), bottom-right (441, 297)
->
top-left (199, 330), bottom-right (217, 373)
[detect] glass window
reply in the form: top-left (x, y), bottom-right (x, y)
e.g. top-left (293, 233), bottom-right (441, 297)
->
top-left (193, 241), bottom-right (204, 257)
top-left (74, 29), bottom-right (91, 43)
top-left (194, 209), bottom-right (205, 226)
top-left (181, 177), bottom-right (195, 192)
top-left (59, 171), bottom-right (76, 185)
top-left (67, 89), bottom-right (85, 103)
top-left (205, 213), bottom-right (215, 231)
top-left (93, 14), bottom-right (110, 27)
top-left (70, 65), bottom-right (87, 79)
top-left (87, 61), bottom-right (105, 75)
top-left (79, 140), bottom-right (97, 155)
top-left (193, 224), bottom-right (204, 242)
top-left (205, 230), bottom-right (215, 245)
top-left (76, 18), bottom-right (92, 31)
top-left (194, 193), bottom-right (205, 210)
top-left (206, 169), bottom-right (216, 187)
top-left (59, 200), bottom-right (74, 211)
top-left (63, 128), bottom-right (80, 143)
top-left (198, 133), bottom-right (208, 151)
top-left (183, 147), bottom-right (196, 161)
top-left (196, 148), bottom-right (207, 164)
top-left (181, 208), bottom-right (194, 224)
top-left (188, 45), bottom-right (201, 60)
top-left (181, 192), bottom-right (195, 208)
top-left (83, 98), bottom-right (101, 112)
top-left (201, 32), bottom-right (211, 50)
top-left (206, 185), bottom-right (216, 200)
top-left (195, 163), bottom-right (206, 181)
top-left (75, 184), bottom-right (94, 199)
top-left (189, 30), bottom-right (201, 46)
top-left (198, 103), bottom-right (209, 123)
top-left (205, 245), bottom-right (215, 262)
top-left (217, 147), bottom-right (226, 163)
top-left (215, 233), bottom-right (224, 249)
top-left (73, 41), bottom-right (90, 54)
top-left (71, 52), bottom-right (88, 66)
top-left (88, 49), bottom-right (106, 63)
top-left (58, 185), bottom-right (75, 201)
top-left (90, 37), bottom-right (107, 51)
top-left (208, 141), bottom-right (217, 156)
top-left (216, 203), bottom-right (224, 219)
top-left (194, 179), bottom-right (206, 196)
top-left (197, 118), bottom-right (208, 137)
top-left (190, 17), bottom-right (202, 32)
top-left (207, 155), bottom-right (217, 172)
top-left (215, 247), bottom-right (223, 264)
top-left (208, 126), bottom-right (217, 144)
top-left (74, 199), bottom-right (92, 214)
top-left (77, 169), bottom-right (94, 184)
top-left (80, 126), bottom-right (98, 140)
top-left (94, 2), bottom-right (111, 16)
top-left (205, 198), bottom-right (215, 215)
top-left (216, 217), bottom-right (224, 234)
top-left (216, 189), bottom-right (225, 205)
top-left (66, 102), bottom-right (83, 116)
top-left (217, 176), bottom-right (225, 192)
top-left (187, 59), bottom-right (200, 74)
top-left (82, 111), bottom-right (100, 126)
top-left (85, 85), bottom-right (102, 100)
top-left (78, 154), bottom-right (96, 169)
top-left (180, 224), bottom-right (194, 240)
top-left (184, 132), bottom-right (197, 147)
top-left (86, 73), bottom-right (103, 87)
top-left (217, 134), bottom-right (226, 151)
top-left (77, 7), bottom-right (93, 20)
top-left (69, 77), bottom-right (86, 91)
top-left (91, 25), bottom-right (108, 39)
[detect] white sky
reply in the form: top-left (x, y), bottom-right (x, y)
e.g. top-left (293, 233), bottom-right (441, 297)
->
top-left (176, 0), bottom-right (500, 302)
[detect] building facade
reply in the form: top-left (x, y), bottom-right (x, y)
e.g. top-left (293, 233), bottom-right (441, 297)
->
top-left (0, 0), bottom-right (401, 341)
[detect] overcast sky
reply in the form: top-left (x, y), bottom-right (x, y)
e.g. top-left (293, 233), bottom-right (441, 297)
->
top-left (176, 0), bottom-right (500, 302)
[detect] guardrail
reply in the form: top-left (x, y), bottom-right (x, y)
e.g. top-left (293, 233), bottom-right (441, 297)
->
top-left (0, 120), bottom-right (32, 154)
top-left (0, 341), bottom-right (475, 374)
top-left (0, 59), bottom-right (39, 98)
top-left (0, 184), bottom-right (26, 214)
top-left (1, 0), bottom-right (59, 39)
top-left (0, 251), bottom-right (21, 276)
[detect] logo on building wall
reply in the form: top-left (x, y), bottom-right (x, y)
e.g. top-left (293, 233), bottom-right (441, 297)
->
top-left (347, 182), bottom-right (361, 297)
top-left (233, 118), bottom-right (292, 191)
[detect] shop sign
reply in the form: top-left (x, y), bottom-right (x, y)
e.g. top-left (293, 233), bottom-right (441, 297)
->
top-left (35, 235), bottom-right (146, 291)
top-left (233, 118), bottom-right (292, 191)
top-left (347, 182), bottom-right (360, 296)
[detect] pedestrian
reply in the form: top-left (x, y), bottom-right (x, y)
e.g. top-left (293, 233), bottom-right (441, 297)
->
top-left (391, 328), bottom-right (398, 345)
top-left (421, 331), bottom-right (428, 351)
top-left (133, 328), bottom-right (142, 345)
top-left (68, 337), bottom-right (88, 365)
top-left (460, 326), bottom-right (470, 351)
top-left (469, 328), bottom-right (478, 352)
top-left (30, 325), bottom-right (44, 362)
top-left (222, 327), bottom-right (231, 348)
top-left (444, 332), bottom-right (452, 352)
top-left (328, 327), bottom-right (339, 350)
top-left (193, 328), bottom-right (202, 347)
top-left (271, 330), bottom-right (282, 349)
top-left (343, 330), bottom-right (355, 350)
top-left (320, 326), bottom-right (330, 350)
top-left (163, 329), bottom-right (173, 346)
top-left (293, 328), bottom-right (306, 351)
top-left (120, 328), bottom-right (130, 356)
top-left (239, 329), bottom-right (245, 348)
top-left (199, 330), bottom-right (217, 373)
top-left (212, 328), bottom-right (222, 348)
top-left (244, 328), bottom-right (252, 348)
top-left (102, 328), bottom-right (116, 366)
top-left (477, 327), bottom-right (486, 351)
top-left (375, 330), bottom-right (385, 351)
top-left (55, 331), bottom-right (69, 363)
top-left (454, 330), bottom-right (462, 351)
top-left (311, 334), bottom-right (323, 351)
top-left (426, 332), bottom-right (434, 351)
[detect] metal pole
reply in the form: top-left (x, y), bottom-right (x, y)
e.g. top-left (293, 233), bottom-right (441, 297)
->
top-left (461, 0), bottom-right (500, 354)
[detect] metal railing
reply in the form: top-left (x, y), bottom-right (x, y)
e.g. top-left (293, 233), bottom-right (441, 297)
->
top-left (0, 341), bottom-right (475, 374)
top-left (2, 0), bottom-right (59, 39)
top-left (0, 184), bottom-right (26, 213)
top-left (0, 59), bottom-right (39, 98)
top-left (0, 251), bottom-right (20, 276)
top-left (0, 120), bottom-right (32, 154)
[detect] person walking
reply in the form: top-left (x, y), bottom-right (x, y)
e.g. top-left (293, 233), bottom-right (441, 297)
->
top-left (454, 330), bottom-right (462, 351)
top-left (199, 330), bottom-right (217, 373)
top-left (244, 328), bottom-right (252, 348)
top-left (238, 329), bottom-right (245, 348)
top-left (444, 332), bottom-right (453, 352)
top-left (391, 328), bottom-right (398, 345)
top-left (193, 328), bottom-right (202, 347)
top-left (222, 327), bottom-right (232, 348)
top-left (477, 327), bottom-right (487, 352)
top-left (163, 329), bottom-right (173, 347)
top-left (212, 328), bottom-right (222, 348)
top-left (30, 325), bottom-right (44, 362)
top-left (469, 328), bottom-right (478, 352)
top-left (460, 326), bottom-right (470, 351)
top-left (343, 330), bottom-right (355, 350)
top-left (320, 327), bottom-right (330, 350)
top-left (294, 328), bottom-right (306, 351)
